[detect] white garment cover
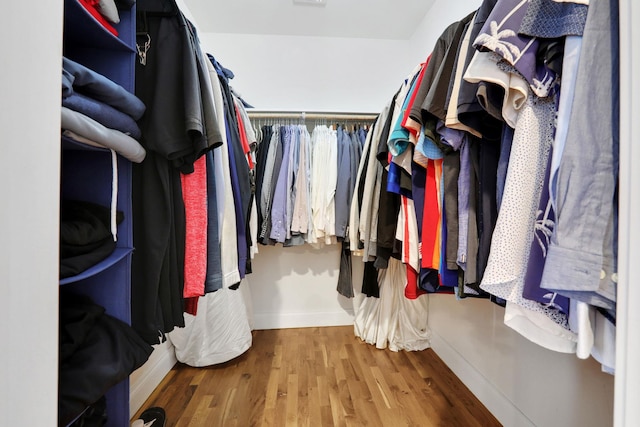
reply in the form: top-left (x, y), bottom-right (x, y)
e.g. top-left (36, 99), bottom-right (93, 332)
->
top-left (353, 258), bottom-right (431, 352)
top-left (169, 280), bottom-right (253, 367)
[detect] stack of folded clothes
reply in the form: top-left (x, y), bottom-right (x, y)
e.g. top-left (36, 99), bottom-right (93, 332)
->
top-left (59, 200), bottom-right (124, 279)
top-left (60, 56), bottom-right (146, 278)
top-left (61, 56), bottom-right (146, 163)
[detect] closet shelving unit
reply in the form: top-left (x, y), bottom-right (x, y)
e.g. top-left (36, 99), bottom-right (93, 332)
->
top-left (61, 0), bottom-right (136, 425)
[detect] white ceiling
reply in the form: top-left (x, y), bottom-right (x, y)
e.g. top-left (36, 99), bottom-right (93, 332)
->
top-left (181, 0), bottom-right (437, 40)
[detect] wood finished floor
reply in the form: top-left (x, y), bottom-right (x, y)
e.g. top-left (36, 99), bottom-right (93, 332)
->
top-left (133, 326), bottom-right (502, 427)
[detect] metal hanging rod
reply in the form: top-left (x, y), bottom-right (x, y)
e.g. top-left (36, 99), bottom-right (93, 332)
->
top-left (246, 110), bottom-right (378, 122)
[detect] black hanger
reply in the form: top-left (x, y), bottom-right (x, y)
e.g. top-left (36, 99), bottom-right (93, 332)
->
top-left (136, 0), bottom-right (179, 43)
top-left (136, 11), bottom-right (149, 36)
top-left (137, 0), bottom-right (179, 17)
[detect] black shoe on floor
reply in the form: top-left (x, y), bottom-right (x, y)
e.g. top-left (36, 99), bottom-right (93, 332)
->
top-left (137, 407), bottom-right (166, 427)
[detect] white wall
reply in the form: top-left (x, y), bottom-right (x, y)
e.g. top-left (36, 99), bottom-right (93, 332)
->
top-left (429, 296), bottom-right (614, 427)
top-left (197, 1), bottom-right (481, 114)
top-left (249, 245), bottom-right (356, 329)
top-left (0, 2), bottom-right (63, 426)
top-left (198, 33), bottom-right (416, 113)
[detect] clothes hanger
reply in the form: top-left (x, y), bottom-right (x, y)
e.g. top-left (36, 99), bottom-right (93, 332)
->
top-left (137, 0), bottom-right (179, 16)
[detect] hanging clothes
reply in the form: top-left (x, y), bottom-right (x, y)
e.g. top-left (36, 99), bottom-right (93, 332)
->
top-left (540, 0), bottom-right (618, 315)
top-left (130, 1), bottom-right (257, 363)
top-left (132, 1), bottom-right (223, 343)
top-left (252, 122), bottom-right (366, 249)
top-left (479, 94), bottom-right (577, 353)
top-left (346, 0), bottom-right (618, 370)
top-left (291, 126), bottom-right (312, 240)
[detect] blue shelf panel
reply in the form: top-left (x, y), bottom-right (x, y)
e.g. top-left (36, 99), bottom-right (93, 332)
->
top-left (63, 48), bottom-right (136, 91)
top-left (60, 247), bottom-right (133, 285)
top-left (62, 252), bottom-right (132, 324)
top-left (62, 133), bottom-right (109, 152)
top-left (63, 0), bottom-right (136, 89)
top-left (105, 379), bottom-right (130, 427)
top-left (61, 2), bottom-right (137, 426)
top-left (62, 380), bottom-right (129, 427)
top-left (61, 149), bottom-right (133, 248)
top-left (64, 0), bottom-right (134, 52)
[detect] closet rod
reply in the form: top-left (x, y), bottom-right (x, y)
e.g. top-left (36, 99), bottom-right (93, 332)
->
top-left (246, 111), bottom-right (378, 122)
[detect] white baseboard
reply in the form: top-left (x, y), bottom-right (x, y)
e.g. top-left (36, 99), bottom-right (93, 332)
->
top-left (252, 310), bottom-right (355, 330)
top-left (129, 339), bottom-right (177, 417)
top-left (430, 331), bottom-right (535, 427)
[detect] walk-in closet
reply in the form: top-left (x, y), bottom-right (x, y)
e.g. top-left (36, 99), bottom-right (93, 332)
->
top-left (2, 0), bottom-right (638, 426)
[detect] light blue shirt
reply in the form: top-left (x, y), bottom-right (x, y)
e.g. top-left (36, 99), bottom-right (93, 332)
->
top-left (335, 127), bottom-right (353, 238)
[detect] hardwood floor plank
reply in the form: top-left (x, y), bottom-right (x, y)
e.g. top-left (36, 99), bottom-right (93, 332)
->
top-left (320, 343), bottom-right (330, 368)
top-left (272, 343), bottom-right (283, 369)
top-left (371, 347), bottom-right (400, 375)
top-left (349, 395), bottom-right (384, 427)
top-left (328, 389), bottom-right (347, 427)
top-left (259, 407), bottom-right (277, 427)
top-left (320, 405), bottom-right (334, 427)
top-left (264, 368), bottom-right (280, 410)
top-left (189, 394), bottom-right (214, 426)
top-left (337, 377), bottom-right (355, 418)
top-left (317, 374), bottom-right (330, 408)
top-left (387, 371), bottom-right (438, 427)
top-left (296, 361), bottom-right (311, 427)
top-left (370, 366), bottom-right (397, 409)
top-left (273, 364), bottom-right (289, 427)
top-left (307, 388), bottom-right (322, 427)
top-left (134, 327), bottom-right (501, 427)
top-left (189, 369), bottom-right (207, 386)
top-left (285, 374), bottom-right (299, 426)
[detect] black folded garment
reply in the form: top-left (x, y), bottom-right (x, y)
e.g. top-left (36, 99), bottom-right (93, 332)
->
top-left (59, 293), bottom-right (153, 426)
top-left (68, 396), bottom-right (107, 427)
top-left (59, 293), bottom-right (106, 363)
top-left (59, 200), bottom-right (124, 279)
